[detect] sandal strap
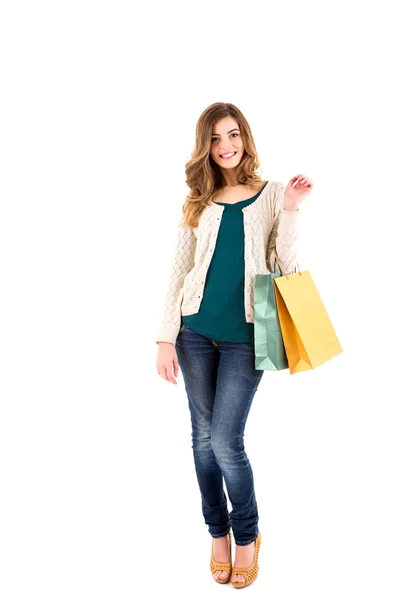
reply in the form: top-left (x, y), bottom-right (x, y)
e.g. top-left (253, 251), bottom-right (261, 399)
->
top-left (210, 561), bottom-right (232, 572)
top-left (231, 564), bottom-right (258, 577)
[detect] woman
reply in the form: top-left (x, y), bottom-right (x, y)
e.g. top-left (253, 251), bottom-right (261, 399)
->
top-left (155, 102), bottom-right (313, 588)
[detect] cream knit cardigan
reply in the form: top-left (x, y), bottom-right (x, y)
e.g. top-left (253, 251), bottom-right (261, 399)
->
top-left (156, 180), bottom-right (300, 345)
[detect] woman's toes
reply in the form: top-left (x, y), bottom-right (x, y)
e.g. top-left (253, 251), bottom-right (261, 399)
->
top-left (213, 570), bottom-right (228, 580)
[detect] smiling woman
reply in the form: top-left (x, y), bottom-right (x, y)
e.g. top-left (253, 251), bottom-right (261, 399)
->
top-left (178, 104), bottom-right (269, 230)
top-left (210, 129), bottom-right (250, 187)
top-left (212, 130), bottom-right (240, 161)
top-left (155, 101), bottom-right (311, 589)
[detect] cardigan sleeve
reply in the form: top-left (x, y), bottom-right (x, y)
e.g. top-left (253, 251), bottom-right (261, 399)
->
top-left (155, 216), bottom-right (197, 345)
top-left (266, 181), bottom-right (300, 274)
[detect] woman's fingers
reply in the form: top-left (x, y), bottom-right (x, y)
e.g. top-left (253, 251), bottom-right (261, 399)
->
top-left (157, 361), bottom-right (177, 384)
top-left (173, 357), bottom-right (179, 377)
top-left (156, 343), bottom-right (179, 384)
top-left (166, 362), bottom-right (177, 384)
top-left (292, 174), bottom-right (313, 187)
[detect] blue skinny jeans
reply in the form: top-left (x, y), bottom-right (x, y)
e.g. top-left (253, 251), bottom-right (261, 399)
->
top-left (175, 322), bottom-right (265, 545)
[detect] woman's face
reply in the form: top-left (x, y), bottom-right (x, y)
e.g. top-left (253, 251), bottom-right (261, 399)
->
top-left (209, 116), bottom-right (244, 171)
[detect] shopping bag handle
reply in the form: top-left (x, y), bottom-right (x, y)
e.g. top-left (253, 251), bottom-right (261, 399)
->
top-left (273, 248), bottom-right (302, 278)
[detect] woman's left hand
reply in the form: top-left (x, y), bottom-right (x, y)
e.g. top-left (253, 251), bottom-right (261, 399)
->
top-left (283, 174), bottom-right (313, 210)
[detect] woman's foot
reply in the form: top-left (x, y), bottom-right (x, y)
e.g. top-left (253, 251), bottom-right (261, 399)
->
top-left (231, 539), bottom-right (256, 584)
top-left (211, 533), bottom-right (231, 582)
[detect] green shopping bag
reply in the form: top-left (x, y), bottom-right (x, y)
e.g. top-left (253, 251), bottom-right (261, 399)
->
top-left (254, 272), bottom-right (289, 371)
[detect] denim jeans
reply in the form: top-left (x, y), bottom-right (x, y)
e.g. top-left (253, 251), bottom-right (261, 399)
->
top-left (175, 322), bottom-right (265, 545)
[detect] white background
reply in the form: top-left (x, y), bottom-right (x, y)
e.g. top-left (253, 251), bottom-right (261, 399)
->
top-left (1, 1), bottom-right (399, 598)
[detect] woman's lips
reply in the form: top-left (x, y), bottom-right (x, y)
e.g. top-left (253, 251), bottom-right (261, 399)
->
top-left (219, 152), bottom-right (237, 159)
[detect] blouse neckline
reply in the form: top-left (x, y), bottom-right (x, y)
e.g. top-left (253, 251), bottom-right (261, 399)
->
top-left (212, 181), bottom-right (268, 207)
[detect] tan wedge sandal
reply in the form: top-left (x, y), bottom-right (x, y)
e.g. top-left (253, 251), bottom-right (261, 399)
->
top-left (231, 530), bottom-right (262, 589)
top-left (210, 530), bottom-right (232, 584)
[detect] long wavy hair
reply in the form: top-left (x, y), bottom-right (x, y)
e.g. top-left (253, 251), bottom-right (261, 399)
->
top-left (181, 102), bottom-right (266, 229)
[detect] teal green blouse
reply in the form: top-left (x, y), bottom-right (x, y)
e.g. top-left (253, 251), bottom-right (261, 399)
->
top-left (182, 182), bottom-right (268, 342)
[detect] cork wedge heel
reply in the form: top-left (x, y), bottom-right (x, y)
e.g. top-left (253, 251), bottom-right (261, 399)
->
top-left (210, 530), bottom-right (232, 584)
top-left (231, 530), bottom-right (262, 589)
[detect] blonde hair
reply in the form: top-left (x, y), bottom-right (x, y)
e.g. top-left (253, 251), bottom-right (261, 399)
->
top-left (181, 102), bottom-right (266, 229)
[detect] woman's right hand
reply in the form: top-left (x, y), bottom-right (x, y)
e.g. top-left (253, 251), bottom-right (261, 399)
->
top-left (156, 342), bottom-right (180, 385)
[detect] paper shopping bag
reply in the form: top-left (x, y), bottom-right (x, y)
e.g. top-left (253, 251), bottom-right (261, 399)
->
top-left (254, 273), bottom-right (289, 371)
top-left (273, 252), bottom-right (343, 374)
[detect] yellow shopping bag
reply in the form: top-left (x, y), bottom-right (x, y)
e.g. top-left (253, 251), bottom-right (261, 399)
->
top-left (272, 249), bottom-right (343, 374)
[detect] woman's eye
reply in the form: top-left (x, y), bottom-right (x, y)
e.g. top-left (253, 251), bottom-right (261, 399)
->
top-left (211, 133), bottom-right (238, 143)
